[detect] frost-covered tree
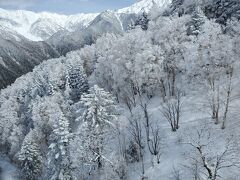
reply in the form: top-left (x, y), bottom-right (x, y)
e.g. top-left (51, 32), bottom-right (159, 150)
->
top-left (66, 65), bottom-right (89, 101)
top-left (0, 96), bottom-right (24, 155)
top-left (166, 0), bottom-right (184, 17)
top-left (48, 61), bottom-right (68, 92)
top-left (80, 85), bottom-right (117, 170)
top-left (31, 96), bottom-right (54, 137)
top-left (196, 20), bottom-right (236, 125)
top-left (93, 28), bottom-right (160, 110)
top-left (18, 129), bottom-right (43, 180)
top-left (186, 6), bottom-right (205, 36)
top-left (44, 94), bottom-right (73, 180)
top-left (152, 16), bottom-right (189, 98)
top-left (78, 45), bottom-right (97, 77)
top-left (161, 91), bottom-right (182, 132)
top-left (204, 0), bottom-right (240, 25)
top-left (135, 12), bottom-right (149, 31)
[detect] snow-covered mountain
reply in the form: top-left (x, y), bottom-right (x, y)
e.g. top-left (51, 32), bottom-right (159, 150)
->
top-left (118, 0), bottom-right (171, 14)
top-left (0, 0), bottom-right (171, 41)
top-left (47, 0), bottom-right (172, 55)
top-left (0, 0), bottom-right (172, 89)
top-left (0, 25), bottom-right (59, 89)
top-left (47, 10), bottom-right (137, 55)
top-left (0, 8), bottom-right (98, 40)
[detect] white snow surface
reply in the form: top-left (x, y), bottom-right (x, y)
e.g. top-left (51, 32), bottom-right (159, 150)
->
top-left (118, 94), bottom-right (240, 179)
top-left (0, 8), bottom-right (98, 41)
top-left (0, 155), bottom-right (19, 180)
top-left (117, 0), bottom-right (171, 14)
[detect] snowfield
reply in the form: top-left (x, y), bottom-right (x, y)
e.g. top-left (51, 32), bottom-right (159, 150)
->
top-left (123, 93), bottom-right (240, 179)
top-left (0, 156), bottom-right (19, 180)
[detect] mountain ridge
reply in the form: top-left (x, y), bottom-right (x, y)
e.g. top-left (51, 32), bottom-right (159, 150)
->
top-left (0, 7), bottom-right (99, 40)
top-left (0, 0), bottom-right (171, 41)
top-left (0, 0), bottom-right (172, 89)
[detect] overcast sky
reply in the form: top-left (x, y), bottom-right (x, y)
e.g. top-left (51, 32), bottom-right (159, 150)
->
top-left (0, 0), bottom-right (136, 14)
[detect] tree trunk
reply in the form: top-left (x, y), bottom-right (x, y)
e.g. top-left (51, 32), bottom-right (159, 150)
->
top-left (172, 69), bottom-right (176, 97)
top-left (143, 104), bottom-right (150, 142)
top-left (222, 72), bottom-right (232, 129)
top-left (161, 79), bottom-right (166, 102)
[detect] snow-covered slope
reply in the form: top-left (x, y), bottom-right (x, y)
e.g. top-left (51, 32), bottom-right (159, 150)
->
top-left (118, 0), bottom-right (171, 14)
top-left (0, 25), bottom-right (59, 89)
top-left (0, 8), bottom-right (98, 41)
top-left (47, 10), bottom-right (127, 55)
top-left (0, 155), bottom-right (19, 180)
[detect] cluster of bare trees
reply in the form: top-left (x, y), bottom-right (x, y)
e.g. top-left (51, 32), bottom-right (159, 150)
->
top-left (129, 115), bottom-right (146, 177)
top-left (205, 66), bottom-right (234, 129)
top-left (161, 91), bottom-right (182, 132)
top-left (127, 100), bottom-right (163, 178)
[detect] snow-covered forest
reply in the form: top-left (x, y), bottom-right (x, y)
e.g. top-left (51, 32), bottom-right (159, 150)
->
top-left (0, 0), bottom-right (240, 179)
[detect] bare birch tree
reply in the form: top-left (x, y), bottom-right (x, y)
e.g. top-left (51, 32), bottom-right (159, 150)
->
top-left (184, 126), bottom-right (240, 180)
top-left (128, 115), bottom-right (146, 178)
top-left (161, 91), bottom-right (182, 132)
top-left (148, 124), bottom-right (162, 164)
top-left (222, 66), bottom-right (234, 129)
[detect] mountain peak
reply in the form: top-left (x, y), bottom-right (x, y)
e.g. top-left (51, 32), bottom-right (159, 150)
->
top-left (117, 0), bottom-right (171, 14)
top-left (0, 9), bottom-right (98, 41)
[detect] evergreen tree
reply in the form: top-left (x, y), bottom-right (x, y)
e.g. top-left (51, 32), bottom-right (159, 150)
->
top-left (47, 94), bottom-right (73, 180)
top-left (204, 0), bottom-right (240, 25)
top-left (66, 65), bottom-right (89, 101)
top-left (168, 0), bottom-right (185, 17)
top-left (135, 12), bottom-right (149, 31)
top-left (0, 96), bottom-right (22, 153)
top-left (128, 19), bottom-right (136, 30)
top-left (18, 129), bottom-right (42, 180)
top-left (187, 6), bottom-right (205, 36)
top-left (80, 85), bottom-right (117, 169)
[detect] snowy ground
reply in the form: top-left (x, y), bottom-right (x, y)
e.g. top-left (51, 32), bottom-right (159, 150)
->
top-left (122, 90), bottom-right (240, 180)
top-left (0, 156), bottom-right (19, 180)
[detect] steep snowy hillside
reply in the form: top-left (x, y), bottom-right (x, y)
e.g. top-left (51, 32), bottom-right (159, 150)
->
top-left (0, 8), bottom-right (98, 41)
top-left (47, 0), bottom-right (172, 55)
top-left (47, 10), bottom-right (135, 55)
top-left (0, 25), bottom-right (59, 89)
top-left (118, 0), bottom-right (171, 14)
